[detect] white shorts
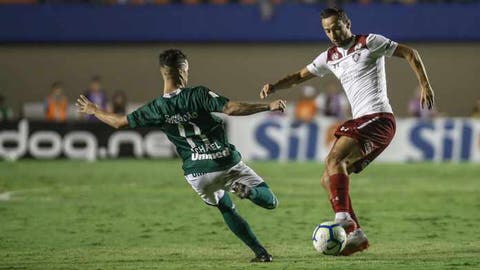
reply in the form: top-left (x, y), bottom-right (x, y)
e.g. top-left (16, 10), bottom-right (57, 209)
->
top-left (184, 161), bottom-right (264, 206)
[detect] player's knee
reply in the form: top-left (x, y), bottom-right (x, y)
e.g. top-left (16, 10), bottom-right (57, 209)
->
top-left (265, 196), bottom-right (279, 210)
top-left (320, 175), bottom-right (330, 189)
top-left (325, 153), bottom-right (342, 170)
top-left (217, 194), bottom-right (235, 213)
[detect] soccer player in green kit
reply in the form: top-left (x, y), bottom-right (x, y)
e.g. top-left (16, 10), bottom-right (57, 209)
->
top-left (75, 49), bottom-right (286, 262)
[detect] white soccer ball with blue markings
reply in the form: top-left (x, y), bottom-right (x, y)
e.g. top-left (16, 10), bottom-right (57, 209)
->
top-left (312, 221), bottom-right (347, 255)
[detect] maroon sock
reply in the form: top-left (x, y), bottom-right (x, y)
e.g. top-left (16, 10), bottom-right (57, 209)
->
top-left (348, 195), bottom-right (361, 228)
top-left (329, 173), bottom-right (350, 213)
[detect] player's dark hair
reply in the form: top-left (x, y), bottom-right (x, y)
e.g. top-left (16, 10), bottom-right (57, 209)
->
top-left (321, 8), bottom-right (350, 24)
top-left (158, 49), bottom-right (188, 70)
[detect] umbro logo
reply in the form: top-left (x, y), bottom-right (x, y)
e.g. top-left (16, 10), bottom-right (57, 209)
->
top-left (353, 52), bottom-right (360, 62)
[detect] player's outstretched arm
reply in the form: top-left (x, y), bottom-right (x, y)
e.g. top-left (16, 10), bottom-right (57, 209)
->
top-left (260, 67), bottom-right (315, 99)
top-left (393, 44), bottom-right (435, 109)
top-left (222, 100), bottom-right (286, 116)
top-left (76, 95), bottom-right (128, 129)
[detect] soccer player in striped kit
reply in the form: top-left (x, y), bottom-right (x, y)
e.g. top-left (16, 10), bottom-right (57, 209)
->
top-left (260, 8), bottom-right (435, 255)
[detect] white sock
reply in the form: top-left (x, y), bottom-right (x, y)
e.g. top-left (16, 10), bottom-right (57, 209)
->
top-left (335, 212), bottom-right (352, 221)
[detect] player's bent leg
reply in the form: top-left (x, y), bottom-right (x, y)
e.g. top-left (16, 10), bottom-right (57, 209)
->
top-left (321, 165), bottom-right (362, 231)
top-left (325, 136), bottom-right (364, 233)
top-left (338, 155), bottom-right (371, 256)
top-left (229, 162), bottom-right (278, 210)
top-left (344, 165), bottom-right (362, 229)
top-left (217, 193), bottom-right (272, 262)
top-left (322, 159), bottom-right (360, 195)
top-left (247, 183), bottom-right (278, 210)
top-left (320, 171), bottom-right (330, 193)
top-left (325, 136), bottom-right (363, 175)
top-left (232, 182), bottom-right (278, 210)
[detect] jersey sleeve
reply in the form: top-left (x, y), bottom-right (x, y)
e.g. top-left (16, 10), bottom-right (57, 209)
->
top-left (306, 51), bottom-right (331, 77)
top-left (366, 34), bottom-right (398, 58)
top-left (196, 87), bottom-right (230, 113)
top-left (127, 99), bottom-right (164, 128)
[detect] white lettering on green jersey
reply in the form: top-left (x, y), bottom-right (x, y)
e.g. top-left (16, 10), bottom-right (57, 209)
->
top-left (126, 86), bottom-right (241, 174)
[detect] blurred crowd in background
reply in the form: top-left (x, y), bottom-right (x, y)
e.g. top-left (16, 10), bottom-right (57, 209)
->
top-left (0, 0), bottom-right (477, 5)
top-left (0, 0), bottom-right (477, 122)
top-left (0, 77), bottom-right (128, 122)
top-left (2, 76), bottom-right (479, 123)
top-left (292, 83), bottom-right (480, 122)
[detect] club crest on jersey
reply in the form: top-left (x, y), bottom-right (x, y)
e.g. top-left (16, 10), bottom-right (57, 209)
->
top-left (332, 52), bottom-right (340, 60)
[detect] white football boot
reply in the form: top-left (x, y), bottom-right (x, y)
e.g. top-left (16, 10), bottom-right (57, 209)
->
top-left (340, 229), bottom-right (370, 256)
top-left (335, 216), bottom-right (357, 234)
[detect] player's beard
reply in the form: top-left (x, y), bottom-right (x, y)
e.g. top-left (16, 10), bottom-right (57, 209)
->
top-left (335, 35), bottom-right (354, 47)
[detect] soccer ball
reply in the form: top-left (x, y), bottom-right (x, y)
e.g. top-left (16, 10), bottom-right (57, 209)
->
top-left (312, 221), bottom-right (347, 255)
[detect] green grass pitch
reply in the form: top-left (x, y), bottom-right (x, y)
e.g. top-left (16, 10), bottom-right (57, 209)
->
top-left (1, 160), bottom-right (479, 269)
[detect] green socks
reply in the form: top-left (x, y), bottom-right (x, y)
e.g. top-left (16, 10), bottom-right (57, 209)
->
top-left (248, 182), bottom-right (278, 210)
top-left (216, 183), bottom-right (278, 256)
top-left (217, 193), bottom-right (267, 256)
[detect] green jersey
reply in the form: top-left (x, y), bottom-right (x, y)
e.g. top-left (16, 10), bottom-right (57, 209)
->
top-left (127, 86), bottom-right (241, 175)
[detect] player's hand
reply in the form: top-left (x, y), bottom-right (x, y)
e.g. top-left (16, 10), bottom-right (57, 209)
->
top-left (76, 95), bottom-right (98, 115)
top-left (268, 99), bottom-right (287, 112)
top-left (260, 84), bottom-right (276, 99)
top-left (420, 84), bottom-right (434, 110)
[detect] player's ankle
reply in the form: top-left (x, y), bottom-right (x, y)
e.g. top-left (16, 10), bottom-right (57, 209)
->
top-left (335, 212), bottom-right (352, 221)
top-left (253, 246), bottom-right (268, 257)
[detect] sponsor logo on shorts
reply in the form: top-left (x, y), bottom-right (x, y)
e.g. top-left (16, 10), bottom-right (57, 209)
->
top-left (363, 141), bottom-right (374, 155)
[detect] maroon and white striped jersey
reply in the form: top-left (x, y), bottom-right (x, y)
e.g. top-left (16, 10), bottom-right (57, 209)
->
top-left (307, 34), bottom-right (398, 118)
